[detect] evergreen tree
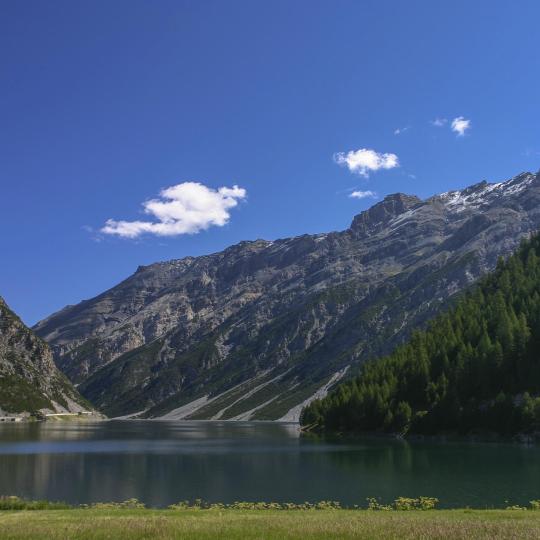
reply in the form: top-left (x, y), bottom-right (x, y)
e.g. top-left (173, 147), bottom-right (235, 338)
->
top-left (301, 233), bottom-right (540, 436)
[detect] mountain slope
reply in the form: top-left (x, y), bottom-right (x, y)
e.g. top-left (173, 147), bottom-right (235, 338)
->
top-left (301, 233), bottom-right (540, 436)
top-left (0, 297), bottom-right (92, 416)
top-left (35, 170), bottom-right (540, 420)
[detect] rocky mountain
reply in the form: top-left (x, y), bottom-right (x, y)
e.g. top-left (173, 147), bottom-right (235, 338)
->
top-left (0, 297), bottom-right (92, 416)
top-left (34, 170), bottom-right (540, 420)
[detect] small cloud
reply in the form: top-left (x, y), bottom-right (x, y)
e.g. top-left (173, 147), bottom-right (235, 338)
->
top-left (101, 182), bottom-right (247, 239)
top-left (408, 173), bottom-right (416, 179)
top-left (451, 116), bottom-right (471, 136)
top-left (394, 126), bottom-right (410, 135)
top-left (334, 148), bottom-right (399, 177)
top-left (430, 117), bottom-right (447, 127)
top-left (82, 224), bottom-right (104, 242)
top-left (349, 190), bottom-right (377, 199)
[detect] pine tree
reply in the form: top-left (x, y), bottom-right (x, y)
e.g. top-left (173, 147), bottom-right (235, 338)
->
top-left (301, 233), bottom-right (540, 436)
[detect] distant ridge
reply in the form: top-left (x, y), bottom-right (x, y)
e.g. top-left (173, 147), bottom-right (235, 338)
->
top-left (35, 170), bottom-right (540, 421)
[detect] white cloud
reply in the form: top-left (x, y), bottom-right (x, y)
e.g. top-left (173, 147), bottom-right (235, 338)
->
top-left (101, 182), bottom-right (247, 238)
top-left (334, 148), bottom-right (399, 177)
top-left (430, 117), bottom-right (447, 127)
top-left (451, 116), bottom-right (471, 136)
top-left (349, 190), bottom-right (377, 199)
top-left (394, 126), bottom-right (410, 135)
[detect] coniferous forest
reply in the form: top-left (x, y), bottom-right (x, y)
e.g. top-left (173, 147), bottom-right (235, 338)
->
top-left (301, 234), bottom-right (540, 436)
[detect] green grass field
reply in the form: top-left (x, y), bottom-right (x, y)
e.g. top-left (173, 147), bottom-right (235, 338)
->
top-left (1, 508), bottom-right (540, 539)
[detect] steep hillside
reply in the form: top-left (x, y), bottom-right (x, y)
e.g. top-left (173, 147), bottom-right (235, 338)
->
top-left (0, 297), bottom-right (91, 416)
top-left (35, 171), bottom-right (540, 420)
top-left (301, 234), bottom-right (540, 436)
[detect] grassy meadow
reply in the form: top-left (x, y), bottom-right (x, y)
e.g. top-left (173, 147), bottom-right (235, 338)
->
top-left (1, 507), bottom-right (540, 539)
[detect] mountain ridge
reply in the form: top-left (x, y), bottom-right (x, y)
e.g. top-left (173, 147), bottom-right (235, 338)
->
top-left (34, 170), bottom-right (540, 420)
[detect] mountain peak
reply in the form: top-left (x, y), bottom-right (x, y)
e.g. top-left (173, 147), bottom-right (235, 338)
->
top-left (430, 171), bottom-right (539, 213)
top-left (350, 193), bottom-right (422, 234)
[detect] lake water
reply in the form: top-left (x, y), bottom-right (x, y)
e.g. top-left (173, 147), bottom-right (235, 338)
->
top-left (0, 420), bottom-right (538, 508)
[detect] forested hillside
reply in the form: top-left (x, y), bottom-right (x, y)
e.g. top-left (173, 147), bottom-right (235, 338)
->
top-left (301, 234), bottom-right (540, 435)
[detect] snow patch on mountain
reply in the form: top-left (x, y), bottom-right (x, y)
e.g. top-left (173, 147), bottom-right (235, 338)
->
top-left (438, 173), bottom-right (535, 213)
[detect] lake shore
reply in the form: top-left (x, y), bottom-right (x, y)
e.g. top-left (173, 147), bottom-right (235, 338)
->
top-left (1, 508), bottom-right (539, 539)
top-left (0, 412), bottom-right (105, 424)
top-left (303, 426), bottom-right (540, 445)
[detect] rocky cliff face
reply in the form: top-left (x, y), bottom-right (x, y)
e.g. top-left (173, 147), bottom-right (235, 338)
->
top-left (34, 171), bottom-right (540, 420)
top-left (0, 297), bottom-right (91, 415)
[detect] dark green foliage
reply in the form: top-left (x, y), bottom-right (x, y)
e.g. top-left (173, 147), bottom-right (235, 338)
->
top-left (0, 375), bottom-right (53, 413)
top-left (0, 496), bottom-right (71, 510)
top-left (301, 234), bottom-right (540, 436)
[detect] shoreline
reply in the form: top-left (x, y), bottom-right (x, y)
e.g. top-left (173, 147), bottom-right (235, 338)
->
top-left (302, 427), bottom-right (540, 445)
top-left (3, 416), bottom-right (539, 445)
top-left (1, 495), bottom-right (539, 511)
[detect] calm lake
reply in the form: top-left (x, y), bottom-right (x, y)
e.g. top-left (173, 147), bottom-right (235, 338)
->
top-left (0, 420), bottom-right (538, 508)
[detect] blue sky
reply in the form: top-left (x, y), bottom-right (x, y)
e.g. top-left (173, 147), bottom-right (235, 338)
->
top-left (2, 0), bottom-right (540, 325)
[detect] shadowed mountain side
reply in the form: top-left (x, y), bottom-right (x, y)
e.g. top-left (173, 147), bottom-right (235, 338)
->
top-left (0, 297), bottom-right (93, 415)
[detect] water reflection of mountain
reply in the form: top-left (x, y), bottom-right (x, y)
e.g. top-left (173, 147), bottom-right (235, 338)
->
top-left (303, 434), bottom-right (540, 507)
top-left (0, 422), bottom-right (539, 508)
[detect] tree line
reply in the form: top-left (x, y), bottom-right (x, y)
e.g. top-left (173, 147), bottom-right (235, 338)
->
top-left (301, 234), bottom-right (540, 435)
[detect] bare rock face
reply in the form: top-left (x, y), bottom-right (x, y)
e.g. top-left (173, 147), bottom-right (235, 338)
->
top-left (0, 297), bottom-right (91, 415)
top-left (34, 171), bottom-right (540, 420)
